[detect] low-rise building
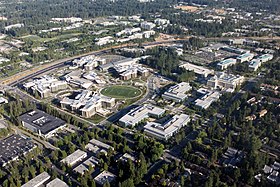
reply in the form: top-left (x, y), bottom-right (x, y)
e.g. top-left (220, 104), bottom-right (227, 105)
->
top-left (94, 171), bottom-right (116, 186)
top-left (113, 64), bottom-right (149, 80)
top-left (23, 75), bottom-right (67, 98)
top-left (144, 114), bottom-right (190, 140)
top-left (72, 55), bottom-right (106, 70)
top-left (162, 82), bottom-right (192, 102)
top-left (119, 104), bottom-right (165, 127)
top-left (95, 36), bottom-right (114, 46)
top-left (21, 172), bottom-right (50, 187)
top-left (0, 134), bottom-right (36, 166)
top-left (236, 53), bottom-right (254, 63)
top-left (249, 54), bottom-right (274, 71)
top-left (217, 58), bottom-right (237, 70)
top-left (19, 110), bottom-right (66, 138)
top-left (118, 153), bottom-right (136, 163)
top-left (180, 62), bottom-right (214, 78)
top-left (98, 58), bottom-right (138, 72)
top-left (60, 90), bottom-right (115, 118)
top-left (140, 21), bottom-right (156, 30)
top-left (74, 156), bottom-right (99, 175)
top-left (61, 149), bottom-right (87, 167)
top-left (46, 178), bottom-right (69, 187)
top-left (194, 88), bottom-right (221, 109)
top-left (154, 18), bottom-right (170, 25)
top-left (85, 138), bottom-right (114, 155)
top-left (207, 72), bottom-right (244, 92)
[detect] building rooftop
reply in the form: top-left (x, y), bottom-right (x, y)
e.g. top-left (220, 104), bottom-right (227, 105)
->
top-left (162, 82), bottom-right (192, 102)
top-left (119, 104), bottom-right (165, 127)
top-left (46, 178), bottom-right (69, 187)
top-left (195, 88), bottom-right (221, 109)
top-left (61, 149), bottom-right (87, 166)
top-left (0, 134), bottom-right (36, 166)
top-left (180, 62), bottom-right (214, 77)
top-left (19, 110), bottom-right (66, 135)
top-left (144, 114), bottom-right (190, 140)
top-left (94, 171), bottom-right (116, 185)
top-left (74, 156), bottom-right (99, 175)
top-left (21, 172), bottom-right (50, 187)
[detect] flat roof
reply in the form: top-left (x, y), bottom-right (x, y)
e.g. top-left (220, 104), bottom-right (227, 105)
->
top-left (21, 172), bottom-right (50, 187)
top-left (0, 134), bottom-right (36, 166)
top-left (46, 178), bottom-right (69, 187)
top-left (162, 82), bottom-right (192, 100)
top-left (61, 149), bottom-right (87, 166)
top-left (180, 62), bottom-right (214, 76)
top-left (119, 105), bottom-right (165, 126)
top-left (73, 156), bottom-right (99, 174)
top-left (144, 114), bottom-right (190, 139)
top-left (19, 110), bottom-right (66, 135)
top-left (94, 171), bottom-right (116, 185)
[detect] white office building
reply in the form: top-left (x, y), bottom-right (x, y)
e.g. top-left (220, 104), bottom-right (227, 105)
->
top-left (194, 88), bottom-right (221, 109)
top-left (144, 114), bottom-right (190, 140)
top-left (217, 58), bottom-right (237, 70)
top-left (180, 62), bottom-right (214, 78)
top-left (119, 104), bottom-right (165, 127)
top-left (207, 72), bottom-right (244, 92)
top-left (248, 54), bottom-right (274, 71)
top-left (162, 82), bottom-right (192, 102)
top-left (21, 172), bottom-right (50, 187)
top-left (61, 149), bottom-right (87, 167)
top-left (140, 21), bottom-right (156, 30)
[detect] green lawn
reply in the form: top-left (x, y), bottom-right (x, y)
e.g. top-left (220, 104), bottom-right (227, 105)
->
top-left (101, 85), bottom-right (142, 99)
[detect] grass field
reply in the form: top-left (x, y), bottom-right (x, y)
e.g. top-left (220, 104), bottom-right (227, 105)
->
top-left (101, 85), bottom-right (142, 99)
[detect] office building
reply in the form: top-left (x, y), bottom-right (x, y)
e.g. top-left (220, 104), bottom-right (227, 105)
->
top-left (23, 75), bottom-right (67, 98)
top-left (154, 18), bottom-right (170, 25)
top-left (180, 62), bottom-right (214, 78)
top-left (0, 134), bottom-right (36, 166)
top-left (85, 138), bottom-right (114, 156)
top-left (98, 58), bottom-right (138, 72)
top-left (60, 90), bottom-right (115, 118)
top-left (74, 156), bottom-right (99, 175)
top-left (61, 149), bottom-right (87, 167)
top-left (72, 55), bottom-right (106, 70)
top-left (207, 72), bottom-right (244, 92)
top-left (95, 36), bottom-right (114, 46)
top-left (119, 104), bottom-right (165, 127)
top-left (19, 110), bottom-right (66, 138)
top-left (217, 58), bottom-right (237, 70)
top-left (144, 114), bottom-right (190, 140)
top-left (46, 178), bottom-right (69, 187)
top-left (21, 172), bottom-right (50, 187)
top-left (194, 88), bottom-right (221, 109)
top-left (162, 82), bottom-right (192, 102)
top-left (140, 21), bottom-right (156, 30)
top-left (236, 53), bottom-right (254, 63)
top-left (113, 64), bottom-right (149, 80)
top-left (248, 54), bottom-right (274, 71)
top-left (94, 171), bottom-right (116, 186)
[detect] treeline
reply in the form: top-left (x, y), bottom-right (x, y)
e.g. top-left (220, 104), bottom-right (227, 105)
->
top-left (141, 47), bottom-right (195, 82)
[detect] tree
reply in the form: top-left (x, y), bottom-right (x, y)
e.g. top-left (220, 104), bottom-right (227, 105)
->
top-left (120, 178), bottom-right (134, 187)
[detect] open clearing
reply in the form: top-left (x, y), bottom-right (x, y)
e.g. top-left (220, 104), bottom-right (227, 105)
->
top-left (175, 5), bottom-right (202, 12)
top-left (101, 85), bottom-right (142, 99)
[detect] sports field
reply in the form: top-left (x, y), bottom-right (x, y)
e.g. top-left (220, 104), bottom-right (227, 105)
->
top-left (101, 85), bottom-right (142, 99)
